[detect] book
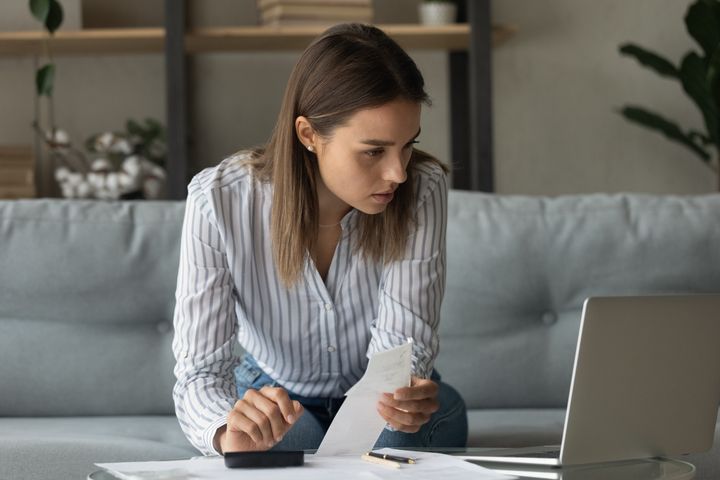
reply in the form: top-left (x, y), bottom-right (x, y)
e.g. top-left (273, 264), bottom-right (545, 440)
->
top-left (258, 0), bottom-right (371, 8)
top-left (0, 168), bottom-right (33, 186)
top-left (0, 184), bottom-right (36, 199)
top-left (0, 145), bottom-right (36, 198)
top-left (261, 5), bottom-right (373, 22)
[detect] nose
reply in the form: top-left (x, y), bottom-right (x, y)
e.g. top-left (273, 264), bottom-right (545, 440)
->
top-left (383, 152), bottom-right (407, 184)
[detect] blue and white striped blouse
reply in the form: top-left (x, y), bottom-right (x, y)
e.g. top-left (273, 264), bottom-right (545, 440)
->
top-left (172, 153), bottom-right (448, 455)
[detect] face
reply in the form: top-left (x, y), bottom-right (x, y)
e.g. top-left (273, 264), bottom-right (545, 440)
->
top-left (305, 99), bottom-right (422, 219)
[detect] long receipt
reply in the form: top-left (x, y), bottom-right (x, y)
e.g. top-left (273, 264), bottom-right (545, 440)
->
top-left (315, 340), bottom-right (412, 456)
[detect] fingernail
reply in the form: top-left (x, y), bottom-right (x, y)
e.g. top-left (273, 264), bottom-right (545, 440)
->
top-left (288, 414), bottom-right (295, 423)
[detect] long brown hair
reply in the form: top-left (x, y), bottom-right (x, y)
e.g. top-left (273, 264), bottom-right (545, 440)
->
top-left (245, 23), bottom-right (447, 287)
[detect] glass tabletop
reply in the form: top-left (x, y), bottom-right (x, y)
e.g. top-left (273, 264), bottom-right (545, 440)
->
top-left (88, 448), bottom-right (696, 480)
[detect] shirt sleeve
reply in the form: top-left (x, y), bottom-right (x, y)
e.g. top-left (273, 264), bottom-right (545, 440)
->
top-left (172, 178), bottom-right (239, 455)
top-left (368, 163), bottom-right (448, 379)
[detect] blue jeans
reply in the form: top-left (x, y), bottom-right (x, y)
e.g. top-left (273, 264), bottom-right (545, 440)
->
top-left (234, 354), bottom-right (468, 450)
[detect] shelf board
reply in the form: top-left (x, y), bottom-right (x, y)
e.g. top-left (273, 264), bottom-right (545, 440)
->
top-left (0, 24), bottom-right (515, 56)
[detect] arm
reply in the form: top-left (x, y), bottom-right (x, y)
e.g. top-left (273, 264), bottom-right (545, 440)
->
top-left (172, 179), bottom-right (239, 455)
top-left (368, 163), bottom-right (448, 378)
top-left (371, 164), bottom-right (448, 431)
top-left (172, 178), bottom-right (304, 455)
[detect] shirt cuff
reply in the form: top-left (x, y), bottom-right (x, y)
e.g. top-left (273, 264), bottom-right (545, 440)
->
top-left (203, 416), bottom-right (230, 456)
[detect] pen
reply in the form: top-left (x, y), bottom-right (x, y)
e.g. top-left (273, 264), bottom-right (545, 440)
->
top-left (365, 451), bottom-right (416, 464)
top-left (360, 453), bottom-right (401, 468)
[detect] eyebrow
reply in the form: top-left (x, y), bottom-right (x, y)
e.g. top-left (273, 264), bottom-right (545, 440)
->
top-left (359, 127), bottom-right (422, 147)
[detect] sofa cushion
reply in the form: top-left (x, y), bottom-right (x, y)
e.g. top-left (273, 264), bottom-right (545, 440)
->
top-left (0, 200), bottom-right (185, 416)
top-left (0, 416), bottom-right (198, 480)
top-left (437, 192), bottom-right (720, 409)
top-left (466, 409), bottom-right (564, 447)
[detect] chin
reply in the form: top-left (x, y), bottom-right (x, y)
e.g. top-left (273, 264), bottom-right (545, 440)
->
top-left (355, 203), bottom-right (388, 215)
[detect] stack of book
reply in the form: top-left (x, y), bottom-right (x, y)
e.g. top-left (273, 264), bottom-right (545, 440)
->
top-left (0, 146), bottom-right (36, 199)
top-left (257, 0), bottom-right (373, 26)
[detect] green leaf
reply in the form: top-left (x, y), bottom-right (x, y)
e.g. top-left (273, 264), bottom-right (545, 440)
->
top-left (45, 0), bottom-right (63, 34)
top-left (679, 51), bottom-right (720, 146)
top-left (126, 119), bottom-right (145, 137)
top-left (709, 45), bottom-right (720, 113)
top-left (36, 64), bottom-right (55, 96)
top-left (619, 43), bottom-right (679, 79)
top-left (685, 0), bottom-right (720, 59)
top-left (29, 0), bottom-right (50, 24)
top-left (619, 105), bottom-right (711, 162)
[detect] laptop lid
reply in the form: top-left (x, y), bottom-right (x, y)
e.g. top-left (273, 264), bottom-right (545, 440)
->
top-left (465, 294), bottom-right (720, 467)
top-left (559, 295), bottom-right (720, 465)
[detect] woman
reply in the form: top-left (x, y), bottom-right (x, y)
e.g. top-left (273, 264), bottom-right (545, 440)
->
top-left (172, 23), bottom-right (467, 456)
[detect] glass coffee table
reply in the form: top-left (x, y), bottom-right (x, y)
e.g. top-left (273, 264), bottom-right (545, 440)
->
top-left (88, 447), bottom-right (695, 480)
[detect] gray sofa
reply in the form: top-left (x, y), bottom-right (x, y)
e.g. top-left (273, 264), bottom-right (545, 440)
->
top-left (1, 191), bottom-right (720, 479)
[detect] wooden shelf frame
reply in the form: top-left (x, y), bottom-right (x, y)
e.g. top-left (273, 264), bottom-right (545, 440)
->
top-left (2, 0), bottom-right (502, 196)
top-left (0, 23), bottom-right (515, 56)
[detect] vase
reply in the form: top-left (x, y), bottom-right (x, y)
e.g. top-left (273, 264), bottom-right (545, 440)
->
top-left (418, 2), bottom-right (457, 26)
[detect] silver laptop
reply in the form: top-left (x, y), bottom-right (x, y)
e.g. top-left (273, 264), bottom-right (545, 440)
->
top-left (464, 295), bottom-right (720, 467)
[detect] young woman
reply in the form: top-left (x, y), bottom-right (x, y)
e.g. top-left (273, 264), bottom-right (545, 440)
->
top-left (172, 23), bottom-right (467, 456)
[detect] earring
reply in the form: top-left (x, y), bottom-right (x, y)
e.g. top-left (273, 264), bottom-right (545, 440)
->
top-left (307, 145), bottom-right (314, 152)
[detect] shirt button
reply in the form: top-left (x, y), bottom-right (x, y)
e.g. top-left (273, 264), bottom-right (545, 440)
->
top-left (324, 303), bottom-right (333, 311)
top-left (327, 346), bottom-right (336, 353)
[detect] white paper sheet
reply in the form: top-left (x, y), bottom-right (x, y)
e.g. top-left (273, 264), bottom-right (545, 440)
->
top-left (96, 448), bottom-right (515, 480)
top-left (315, 341), bottom-right (413, 456)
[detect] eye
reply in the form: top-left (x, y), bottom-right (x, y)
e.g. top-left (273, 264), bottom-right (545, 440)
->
top-left (365, 148), bottom-right (384, 158)
top-left (405, 140), bottom-right (420, 149)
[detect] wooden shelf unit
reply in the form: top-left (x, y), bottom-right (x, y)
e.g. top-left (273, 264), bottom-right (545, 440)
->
top-left (0, 23), bottom-right (515, 56)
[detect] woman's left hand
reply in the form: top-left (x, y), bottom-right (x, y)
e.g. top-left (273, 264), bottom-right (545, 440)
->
top-left (377, 376), bottom-right (440, 433)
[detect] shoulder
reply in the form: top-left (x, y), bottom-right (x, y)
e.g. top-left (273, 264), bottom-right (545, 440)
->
top-left (409, 151), bottom-right (449, 208)
top-left (186, 151), bottom-right (259, 220)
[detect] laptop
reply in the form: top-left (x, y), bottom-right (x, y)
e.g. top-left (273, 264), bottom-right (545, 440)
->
top-left (462, 294), bottom-right (720, 467)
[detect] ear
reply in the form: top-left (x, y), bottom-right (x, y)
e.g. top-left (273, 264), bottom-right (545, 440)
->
top-left (295, 116), bottom-right (317, 151)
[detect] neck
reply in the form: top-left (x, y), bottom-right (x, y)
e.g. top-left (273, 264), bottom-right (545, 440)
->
top-left (316, 176), bottom-right (351, 227)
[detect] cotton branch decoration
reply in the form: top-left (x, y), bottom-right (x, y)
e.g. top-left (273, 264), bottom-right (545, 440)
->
top-left (29, 0), bottom-right (167, 199)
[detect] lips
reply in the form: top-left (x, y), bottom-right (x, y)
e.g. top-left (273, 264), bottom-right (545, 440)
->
top-left (371, 191), bottom-right (395, 204)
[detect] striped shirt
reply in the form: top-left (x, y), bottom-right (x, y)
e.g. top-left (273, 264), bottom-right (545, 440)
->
top-left (172, 153), bottom-right (448, 455)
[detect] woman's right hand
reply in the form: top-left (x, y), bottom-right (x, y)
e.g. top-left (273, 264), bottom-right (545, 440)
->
top-left (214, 386), bottom-right (304, 453)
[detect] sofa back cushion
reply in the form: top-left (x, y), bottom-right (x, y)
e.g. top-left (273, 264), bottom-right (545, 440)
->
top-left (436, 192), bottom-right (720, 409)
top-left (0, 200), bottom-right (185, 416)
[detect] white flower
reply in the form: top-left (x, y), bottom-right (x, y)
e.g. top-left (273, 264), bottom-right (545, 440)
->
top-left (91, 158), bottom-right (112, 172)
top-left (46, 129), bottom-right (70, 146)
top-left (54, 167), bottom-right (70, 182)
top-left (76, 181), bottom-right (93, 198)
top-left (60, 183), bottom-right (76, 198)
top-left (148, 164), bottom-right (166, 180)
top-left (143, 177), bottom-right (163, 199)
top-left (106, 172), bottom-right (120, 193)
top-left (87, 172), bottom-right (105, 189)
top-left (111, 138), bottom-right (133, 155)
top-left (122, 156), bottom-right (142, 177)
top-left (95, 132), bottom-right (115, 152)
top-left (66, 172), bottom-right (83, 187)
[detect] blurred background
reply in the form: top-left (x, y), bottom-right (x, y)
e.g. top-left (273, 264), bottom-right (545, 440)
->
top-left (0, 0), bottom-right (714, 199)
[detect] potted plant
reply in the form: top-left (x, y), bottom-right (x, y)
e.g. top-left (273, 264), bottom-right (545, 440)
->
top-left (618, 0), bottom-right (720, 190)
top-left (28, 0), bottom-right (167, 199)
top-left (419, 0), bottom-right (457, 26)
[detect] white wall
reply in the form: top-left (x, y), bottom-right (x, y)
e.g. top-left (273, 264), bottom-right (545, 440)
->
top-left (492, 0), bottom-right (714, 194)
top-left (0, 0), bottom-right (714, 196)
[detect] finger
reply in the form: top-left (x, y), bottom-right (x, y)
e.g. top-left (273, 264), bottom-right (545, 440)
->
top-left (393, 378), bottom-right (439, 401)
top-left (246, 389), bottom-right (290, 443)
top-left (377, 401), bottom-right (430, 429)
top-left (260, 386), bottom-right (300, 424)
top-left (380, 393), bottom-right (439, 414)
top-left (236, 396), bottom-right (276, 447)
top-left (227, 408), bottom-right (266, 447)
